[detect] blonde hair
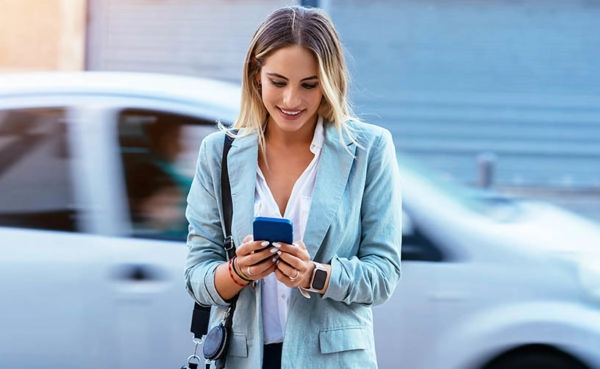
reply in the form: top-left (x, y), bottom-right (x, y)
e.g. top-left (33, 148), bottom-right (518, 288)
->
top-left (233, 6), bottom-right (359, 151)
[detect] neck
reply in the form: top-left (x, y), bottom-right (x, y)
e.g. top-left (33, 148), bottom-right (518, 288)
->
top-left (264, 119), bottom-right (317, 149)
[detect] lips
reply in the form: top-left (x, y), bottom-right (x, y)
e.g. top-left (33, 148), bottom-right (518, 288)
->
top-left (279, 107), bottom-right (302, 117)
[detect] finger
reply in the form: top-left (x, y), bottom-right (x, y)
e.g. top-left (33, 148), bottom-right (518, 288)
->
top-left (276, 257), bottom-right (304, 279)
top-left (276, 242), bottom-right (309, 260)
top-left (293, 240), bottom-right (307, 250)
top-left (274, 263), bottom-right (302, 286)
top-left (274, 268), bottom-right (292, 286)
top-left (246, 255), bottom-right (278, 278)
top-left (235, 236), bottom-right (254, 256)
top-left (237, 244), bottom-right (279, 272)
top-left (276, 248), bottom-right (309, 271)
top-left (249, 244), bottom-right (280, 263)
top-left (238, 240), bottom-right (270, 257)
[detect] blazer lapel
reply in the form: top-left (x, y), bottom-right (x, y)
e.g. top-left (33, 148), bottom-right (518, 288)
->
top-left (304, 124), bottom-right (356, 258)
top-left (225, 126), bottom-right (356, 254)
top-left (227, 132), bottom-right (259, 244)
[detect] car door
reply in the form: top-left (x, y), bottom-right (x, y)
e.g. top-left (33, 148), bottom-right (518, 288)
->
top-left (0, 103), bottom-right (216, 369)
top-left (373, 203), bottom-right (486, 369)
top-left (97, 105), bottom-right (220, 368)
top-left (0, 106), bottom-right (114, 369)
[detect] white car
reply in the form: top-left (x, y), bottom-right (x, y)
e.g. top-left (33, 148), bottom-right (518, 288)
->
top-left (376, 157), bottom-right (600, 369)
top-left (0, 72), bottom-right (599, 369)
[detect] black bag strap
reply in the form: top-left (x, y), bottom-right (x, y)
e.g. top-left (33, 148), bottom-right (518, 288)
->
top-left (190, 131), bottom-right (236, 340)
top-left (221, 132), bottom-right (235, 260)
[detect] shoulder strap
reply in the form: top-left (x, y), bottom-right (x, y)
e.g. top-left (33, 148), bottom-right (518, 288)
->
top-left (221, 133), bottom-right (235, 260)
top-left (190, 131), bottom-right (236, 339)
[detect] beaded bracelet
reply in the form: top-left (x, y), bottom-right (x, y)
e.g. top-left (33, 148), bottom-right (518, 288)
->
top-left (232, 256), bottom-right (253, 282)
top-left (228, 258), bottom-right (249, 287)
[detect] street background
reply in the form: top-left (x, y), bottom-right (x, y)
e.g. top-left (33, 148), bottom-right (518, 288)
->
top-left (1, 0), bottom-right (598, 222)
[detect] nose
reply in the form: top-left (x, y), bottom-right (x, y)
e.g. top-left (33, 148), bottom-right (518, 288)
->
top-left (283, 86), bottom-right (301, 108)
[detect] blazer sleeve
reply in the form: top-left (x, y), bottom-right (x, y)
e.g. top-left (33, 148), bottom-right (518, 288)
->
top-left (324, 128), bottom-right (402, 306)
top-left (184, 132), bottom-right (230, 307)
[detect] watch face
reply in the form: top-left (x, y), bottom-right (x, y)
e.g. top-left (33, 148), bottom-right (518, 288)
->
top-left (312, 268), bottom-right (327, 290)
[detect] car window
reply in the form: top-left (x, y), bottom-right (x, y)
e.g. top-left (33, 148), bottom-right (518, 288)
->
top-left (401, 210), bottom-right (444, 262)
top-left (117, 109), bottom-right (218, 241)
top-left (399, 154), bottom-right (521, 222)
top-left (0, 108), bottom-right (77, 232)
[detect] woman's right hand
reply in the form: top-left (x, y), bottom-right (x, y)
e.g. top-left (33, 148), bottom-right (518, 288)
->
top-left (215, 234), bottom-right (279, 300)
top-left (234, 235), bottom-right (279, 281)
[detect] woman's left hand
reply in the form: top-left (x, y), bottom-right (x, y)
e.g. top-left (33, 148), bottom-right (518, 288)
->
top-left (274, 240), bottom-right (312, 288)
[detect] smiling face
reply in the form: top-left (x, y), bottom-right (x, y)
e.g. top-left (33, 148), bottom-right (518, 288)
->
top-left (257, 45), bottom-right (323, 137)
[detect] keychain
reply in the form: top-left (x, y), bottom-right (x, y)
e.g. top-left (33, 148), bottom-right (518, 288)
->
top-left (180, 354), bottom-right (201, 369)
top-left (180, 337), bottom-right (205, 369)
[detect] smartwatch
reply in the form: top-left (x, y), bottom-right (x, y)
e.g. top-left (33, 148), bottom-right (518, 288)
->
top-left (307, 262), bottom-right (328, 292)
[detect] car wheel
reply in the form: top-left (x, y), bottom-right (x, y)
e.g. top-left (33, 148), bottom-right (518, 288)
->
top-left (483, 346), bottom-right (588, 369)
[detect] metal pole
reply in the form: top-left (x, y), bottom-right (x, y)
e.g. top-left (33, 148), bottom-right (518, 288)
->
top-left (300, 0), bottom-right (319, 8)
top-left (477, 152), bottom-right (497, 188)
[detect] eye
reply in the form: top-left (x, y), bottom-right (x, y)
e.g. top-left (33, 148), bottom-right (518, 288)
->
top-left (302, 83), bottom-right (318, 89)
top-left (270, 80), bottom-right (286, 87)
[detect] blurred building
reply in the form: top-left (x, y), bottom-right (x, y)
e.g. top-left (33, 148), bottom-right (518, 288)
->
top-left (0, 0), bottom-right (86, 71)
top-left (85, 0), bottom-right (299, 81)
top-left (325, 0), bottom-right (600, 221)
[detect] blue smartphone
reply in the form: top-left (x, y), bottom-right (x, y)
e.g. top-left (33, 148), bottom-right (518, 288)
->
top-left (253, 217), bottom-right (293, 244)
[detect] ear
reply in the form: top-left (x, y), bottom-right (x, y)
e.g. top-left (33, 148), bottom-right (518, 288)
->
top-left (255, 73), bottom-right (262, 86)
top-left (254, 73), bottom-right (263, 95)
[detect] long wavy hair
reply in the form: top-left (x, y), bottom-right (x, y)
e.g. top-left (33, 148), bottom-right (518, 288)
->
top-left (232, 6), bottom-right (359, 151)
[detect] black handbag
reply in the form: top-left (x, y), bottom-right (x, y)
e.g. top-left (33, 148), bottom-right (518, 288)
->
top-left (185, 132), bottom-right (237, 369)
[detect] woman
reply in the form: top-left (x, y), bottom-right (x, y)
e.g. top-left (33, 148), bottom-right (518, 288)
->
top-left (185, 6), bottom-right (402, 369)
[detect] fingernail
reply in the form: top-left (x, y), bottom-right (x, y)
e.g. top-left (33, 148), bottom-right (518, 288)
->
top-left (261, 241), bottom-right (270, 247)
top-left (292, 243), bottom-right (299, 248)
top-left (272, 242), bottom-right (281, 248)
top-left (276, 251), bottom-right (282, 255)
top-left (274, 257), bottom-right (279, 263)
top-left (270, 247), bottom-right (278, 254)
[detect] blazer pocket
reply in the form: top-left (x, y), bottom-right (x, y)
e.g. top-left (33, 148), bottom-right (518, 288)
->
top-left (229, 332), bottom-right (248, 357)
top-left (319, 326), bottom-right (369, 354)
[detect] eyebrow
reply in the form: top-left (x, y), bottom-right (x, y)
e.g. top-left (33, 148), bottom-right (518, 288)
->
top-left (266, 72), bottom-right (318, 82)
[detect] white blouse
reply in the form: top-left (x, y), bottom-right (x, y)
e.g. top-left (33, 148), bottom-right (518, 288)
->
top-left (253, 117), bottom-right (324, 344)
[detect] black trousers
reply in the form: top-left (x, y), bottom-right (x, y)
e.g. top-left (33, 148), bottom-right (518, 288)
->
top-left (262, 343), bottom-right (283, 369)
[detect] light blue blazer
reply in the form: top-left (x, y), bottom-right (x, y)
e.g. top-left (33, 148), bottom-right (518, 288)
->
top-left (185, 120), bottom-right (402, 369)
